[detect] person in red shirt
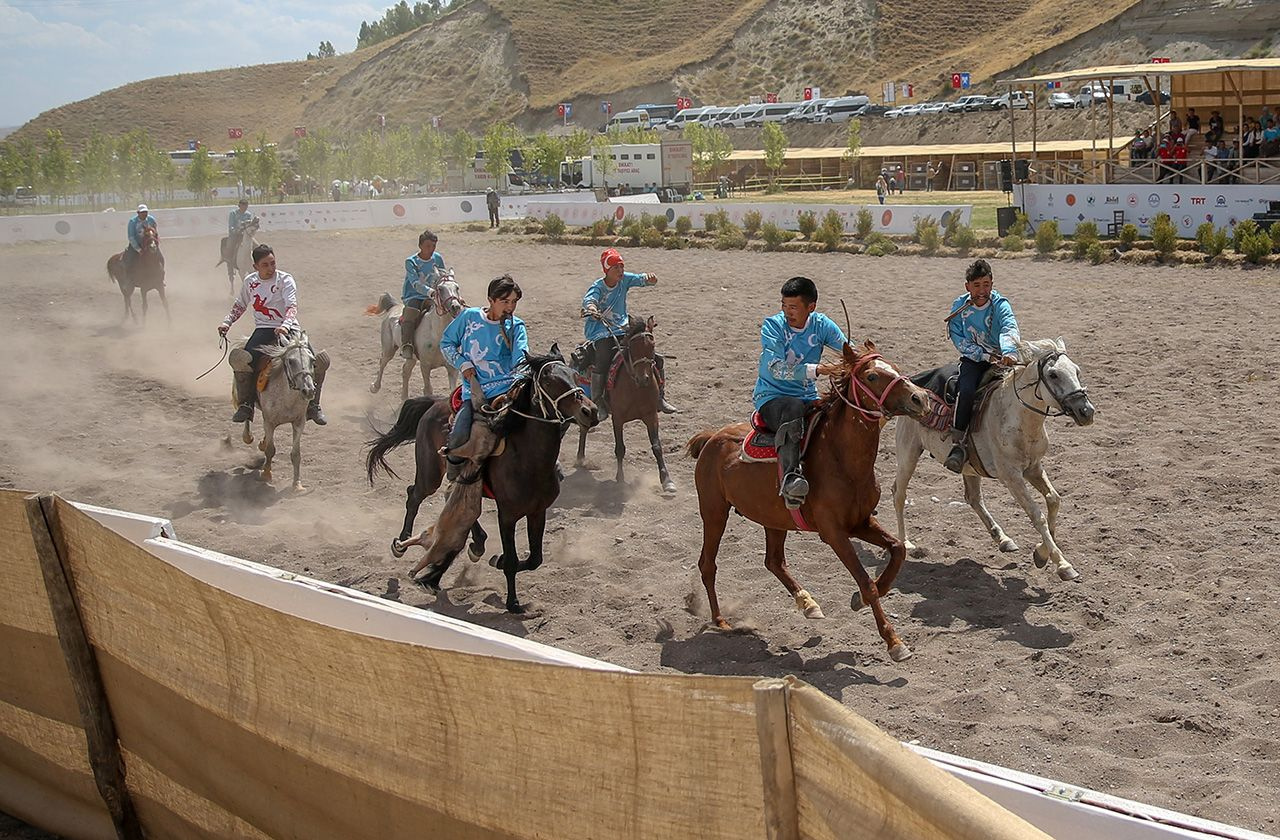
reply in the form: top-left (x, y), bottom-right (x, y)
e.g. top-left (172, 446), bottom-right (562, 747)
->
top-left (1156, 139), bottom-right (1173, 183)
top-left (1172, 136), bottom-right (1188, 183)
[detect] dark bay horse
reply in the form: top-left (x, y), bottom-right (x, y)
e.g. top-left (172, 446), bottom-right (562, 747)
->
top-left (365, 347), bottom-right (599, 612)
top-left (106, 227), bottom-right (168, 323)
top-left (575, 315), bottom-right (676, 492)
top-left (687, 341), bottom-right (931, 662)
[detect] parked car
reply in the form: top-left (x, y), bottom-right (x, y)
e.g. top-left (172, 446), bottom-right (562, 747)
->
top-left (918, 101), bottom-right (948, 116)
top-left (1134, 89), bottom-right (1172, 105)
top-left (992, 91), bottom-right (1030, 110)
top-left (1048, 91), bottom-right (1076, 110)
top-left (1074, 85), bottom-right (1109, 109)
top-left (947, 95), bottom-right (988, 113)
top-left (898, 103), bottom-right (924, 116)
top-left (884, 106), bottom-right (907, 118)
top-left (864, 104), bottom-right (893, 117)
top-left (717, 105), bottom-right (762, 128)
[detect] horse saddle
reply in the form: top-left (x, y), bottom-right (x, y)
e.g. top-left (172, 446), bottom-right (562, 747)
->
top-left (909, 362), bottom-right (1005, 433)
top-left (447, 386), bottom-right (508, 463)
top-left (741, 410), bottom-right (823, 464)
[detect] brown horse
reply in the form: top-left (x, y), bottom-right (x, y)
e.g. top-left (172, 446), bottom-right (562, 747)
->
top-left (575, 315), bottom-right (676, 493)
top-left (106, 227), bottom-right (168, 323)
top-left (686, 340), bottom-right (931, 662)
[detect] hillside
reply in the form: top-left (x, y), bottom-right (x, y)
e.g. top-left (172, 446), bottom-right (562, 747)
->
top-left (9, 0), bottom-right (1272, 152)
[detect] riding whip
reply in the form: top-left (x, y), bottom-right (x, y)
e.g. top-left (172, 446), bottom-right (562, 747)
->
top-left (195, 336), bottom-right (228, 381)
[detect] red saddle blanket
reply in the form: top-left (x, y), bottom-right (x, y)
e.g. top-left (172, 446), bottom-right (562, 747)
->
top-left (741, 410), bottom-right (822, 463)
top-left (447, 385), bottom-right (494, 500)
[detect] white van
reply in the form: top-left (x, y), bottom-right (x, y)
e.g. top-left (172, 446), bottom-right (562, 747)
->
top-left (606, 109), bottom-right (651, 131)
top-left (1075, 79), bottom-right (1147, 107)
top-left (755, 101), bottom-right (804, 126)
top-left (716, 105), bottom-right (762, 128)
top-left (993, 90), bottom-right (1030, 110)
top-left (783, 99), bottom-right (831, 123)
top-left (698, 107), bottom-right (734, 125)
top-left (820, 95), bottom-right (871, 123)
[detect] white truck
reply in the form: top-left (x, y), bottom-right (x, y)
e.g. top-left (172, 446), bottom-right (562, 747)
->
top-left (560, 140), bottom-right (694, 194)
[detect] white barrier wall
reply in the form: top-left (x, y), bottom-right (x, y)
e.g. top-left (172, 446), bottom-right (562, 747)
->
top-left (527, 200), bottom-right (974, 235)
top-left (1016, 184), bottom-right (1276, 236)
top-left (0, 192), bottom-right (596, 246)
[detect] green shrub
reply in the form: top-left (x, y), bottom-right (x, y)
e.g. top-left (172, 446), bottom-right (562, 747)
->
top-left (1150, 213), bottom-right (1178, 259)
top-left (1196, 222), bottom-right (1229, 257)
top-left (1270, 222), bottom-right (1280, 252)
top-left (814, 224), bottom-right (842, 250)
top-left (1072, 221), bottom-right (1099, 258)
top-left (466, 221), bottom-right (490, 232)
top-left (742, 210), bottom-right (763, 237)
top-left (797, 210), bottom-right (818, 240)
top-left (1241, 231), bottom-right (1272, 264)
top-left (663, 234), bottom-right (686, 250)
top-left (865, 244), bottom-right (890, 257)
top-left (1001, 233), bottom-right (1025, 252)
top-left (761, 222), bottom-right (790, 251)
top-left (914, 216), bottom-right (941, 255)
top-left (704, 209), bottom-right (729, 232)
top-left (764, 182), bottom-right (785, 195)
top-left (522, 218), bottom-right (544, 234)
top-left (541, 214), bottom-right (566, 239)
top-left (1233, 219), bottom-right (1259, 253)
top-left (821, 209), bottom-right (845, 236)
top-left (606, 217), bottom-right (618, 235)
top-left (640, 226), bottom-right (664, 248)
top-left (674, 215), bottom-right (691, 235)
top-left (950, 224), bottom-right (977, 255)
top-left (620, 219), bottom-right (643, 245)
top-left (591, 219), bottom-right (610, 238)
top-left (855, 208), bottom-right (874, 239)
top-left (1034, 220), bottom-right (1062, 255)
top-left (1010, 212), bottom-right (1029, 238)
top-left (637, 212), bottom-right (655, 230)
top-left (863, 232), bottom-right (898, 254)
top-left (1119, 223), bottom-right (1139, 246)
top-left (1086, 241), bottom-right (1107, 264)
top-left (652, 214), bottom-right (668, 233)
top-left (714, 223), bottom-right (747, 250)
top-left (942, 211), bottom-right (962, 246)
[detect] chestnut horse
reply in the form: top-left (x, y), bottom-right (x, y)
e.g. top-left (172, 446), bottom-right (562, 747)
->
top-left (106, 227), bottom-right (168, 323)
top-left (575, 315), bottom-right (676, 493)
top-left (686, 340), bottom-right (931, 662)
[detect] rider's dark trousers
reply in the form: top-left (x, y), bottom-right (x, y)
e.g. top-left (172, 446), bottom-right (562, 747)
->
top-left (245, 327), bottom-right (279, 368)
top-left (759, 396), bottom-right (808, 432)
top-left (447, 399), bottom-right (475, 454)
top-left (589, 335), bottom-right (666, 394)
top-left (954, 357), bottom-right (992, 432)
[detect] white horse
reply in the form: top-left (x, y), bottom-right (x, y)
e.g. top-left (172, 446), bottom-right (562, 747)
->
top-left (231, 332), bottom-right (328, 492)
top-left (217, 217), bottom-right (260, 294)
top-left (892, 338), bottom-right (1095, 582)
top-left (367, 272), bottom-right (465, 400)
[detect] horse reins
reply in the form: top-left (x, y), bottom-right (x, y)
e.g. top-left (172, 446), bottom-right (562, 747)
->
top-left (831, 353), bottom-right (908, 422)
top-left (195, 336), bottom-right (229, 381)
top-left (1011, 351), bottom-right (1086, 417)
top-left (484, 361), bottom-right (586, 425)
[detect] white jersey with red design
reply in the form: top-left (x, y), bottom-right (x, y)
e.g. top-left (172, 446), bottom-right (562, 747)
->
top-left (223, 270), bottom-right (299, 330)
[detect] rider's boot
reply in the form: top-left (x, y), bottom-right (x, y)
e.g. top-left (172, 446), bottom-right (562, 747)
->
top-left (654, 355), bottom-right (678, 414)
top-left (231, 372), bottom-right (257, 422)
top-left (776, 418), bottom-right (809, 510)
top-left (944, 428), bottom-right (968, 474)
top-left (307, 362), bottom-right (328, 425)
top-left (590, 369), bottom-right (610, 421)
top-left (399, 305), bottom-right (423, 360)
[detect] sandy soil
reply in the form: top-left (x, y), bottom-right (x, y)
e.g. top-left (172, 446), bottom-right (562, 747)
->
top-left (1, 228), bottom-right (1278, 834)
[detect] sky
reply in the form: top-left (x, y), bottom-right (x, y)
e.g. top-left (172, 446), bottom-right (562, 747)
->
top-left (0, 0), bottom-right (383, 127)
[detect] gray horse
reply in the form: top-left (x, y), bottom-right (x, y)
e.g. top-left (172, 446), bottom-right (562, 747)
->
top-left (217, 217), bottom-right (259, 295)
top-left (367, 271), bottom-right (465, 400)
top-left (230, 331), bottom-right (329, 492)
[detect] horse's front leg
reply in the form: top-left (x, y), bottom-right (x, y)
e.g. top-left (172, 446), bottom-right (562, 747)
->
top-left (849, 516), bottom-right (908, 609)
top-left (260, 421), bottom-right (277, 483)
top-left (643, 415), bottom-right (676, 493)
top-left (964, 474), bottom-right (1019, 552)
top-left (400, 356), bottom-right (414, 402)
top-left (490, 509), bottom-right (525, 613)
top-left (999, 468), bottom-right (1077, 582)
top-left (519, 509), bottom-right (547, 572)
top-left (824, 530), bottom-right (910, 662)
top-left (419, 357), bottom-right (434, 397)
top-left (121, 287), bottom-right (135, 323)
top-left (612, 414), bottom-right (626, 483)
top-left (576, 424), bottom-right (588, 467)
top-left (446, 363), bottom-right (459, 396)
top-left (371, 346), bottom-right (390, 394)
top-left (157, 287), bottom-right (171, 323)
top-left (290, 420), bottom-right (305, 492)
top-left (1023, 464), bottom-right (1067, 573)
top-left (140, 289), bottom-right (149, 324)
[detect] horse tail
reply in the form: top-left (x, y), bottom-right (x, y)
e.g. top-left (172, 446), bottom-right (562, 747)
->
top-left (686, 430), bottom-right (716, 459)
top-left (365, 396), bottom-right (435, 483)
top-left (365, 292), bottom-right (396, 316)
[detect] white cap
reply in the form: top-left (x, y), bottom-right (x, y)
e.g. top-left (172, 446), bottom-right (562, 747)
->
top-left (137, 203), bottom-right (149, 212)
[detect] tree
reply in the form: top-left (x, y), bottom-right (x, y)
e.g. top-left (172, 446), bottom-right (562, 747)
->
top-left (528, 132), bottom-right (566, 181)
top-left (318, 41), bottom-right (336, 58)
top-left (229, 142), bottom-right (255, 196)
top-left (762, 122), bottom-right (787, 186)
top-left (481, 121), bottom-right (523, 182)
top-left (252, 134), bottom-right (281, 198)
top-left (186, 148), bottom-right (216, 203)
top-left (39, 130), bottom-right (73, 204)
top-left (355, 130), bottom-right (385, 179)
top-left (685, 122), bottom-right (733, 181)
top-left (564, 128), bottom-right (592, 160)
top-left (843, 118), bottom-right (862, 187)
top-left (78, 131), bottom-right (115, 207)
top-left (295, 131), bottom-right (331, 190)
top-left (11, 137), bottom-right (41, 193)
top-left (447, 130), bottom-right (477, 171)
top-left (0, 143), bottom-right (20, 197)
top-left (590, 132), bottom-right (616, 179)
top-left (413, 125), bottom-right (446, 187)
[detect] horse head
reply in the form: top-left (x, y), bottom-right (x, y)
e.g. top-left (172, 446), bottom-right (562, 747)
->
top-left (1015, 338), bottom-right (1095, 426)
top-left (622, 315), bottom-right (657, 385)
top-left (522, 343), bottom-right (598, 429)
top-left (141, 226), bottom-right (160, 253)
top-left (259, 331), bottom-right (316, 401)
top-left (242, 217), bottom-right (261, 235)
top-left (432, 270), bottom-right (466, 318)
top-left (831, 340), bottom-right (930, 422)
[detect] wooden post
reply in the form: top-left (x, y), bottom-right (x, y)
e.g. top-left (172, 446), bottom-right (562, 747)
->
top-left (24, 494), bottom-right (145, 840)
top-left (754, 678), bottom-right (800, 840)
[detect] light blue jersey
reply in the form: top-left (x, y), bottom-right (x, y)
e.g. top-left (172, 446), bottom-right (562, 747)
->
top-left (948, 291), bottom-right (1020, 362)
top-left (441, 307), bottom-right (528, 400)
top-left (127, 214), bottom-right (157, 250)
top-left (752, 312), bottom-right (847, 410)
top-left (228, 208), bottom-right (254, 235)
top-left (402, 252), bottom-right (446, 304)
top-left (582, 272), bottom-right (650, 342)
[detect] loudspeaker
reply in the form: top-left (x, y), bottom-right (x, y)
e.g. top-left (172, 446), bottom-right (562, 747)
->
top-left (996, 206), bottom-right (1018, 237)
top-left (1015, 159), bottom-right (1031, 182)
top-left (998, 159), bottom-right (1013, 192)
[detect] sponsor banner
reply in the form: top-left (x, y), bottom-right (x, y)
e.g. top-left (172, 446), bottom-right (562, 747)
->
top-left (1016, 184), bottom-right (1275, 236)
top-left (527, 201), bottom-right (973, 235)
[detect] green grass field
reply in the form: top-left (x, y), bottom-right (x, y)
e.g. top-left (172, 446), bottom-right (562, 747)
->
top-left (722, 189), bottom-right (1013, 232)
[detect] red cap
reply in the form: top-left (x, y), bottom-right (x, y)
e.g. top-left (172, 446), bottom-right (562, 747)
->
top-left (601, 248), bottom-right (624, 272)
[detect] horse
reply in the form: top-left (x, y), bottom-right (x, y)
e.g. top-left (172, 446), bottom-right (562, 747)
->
top-left (232, 331), bottom-right (327, 492)
top-left (891, 337), bottom-right (1095, 583)
top-left (574, 315), bottom-right (676, 493)
top-left (218, 217), bottom-right (259, 294)
top-left (106, 227), bottom-right (168, 323)
top-left (365, 347), bottom-right (599, 612)
top-left (366, 272), bottom-right (465, 400)
top-left (686, 340), bottom-right (931, 662)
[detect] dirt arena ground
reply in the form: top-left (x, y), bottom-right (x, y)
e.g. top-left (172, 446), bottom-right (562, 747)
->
top-left (2, 227), bottom-right (1277, 834)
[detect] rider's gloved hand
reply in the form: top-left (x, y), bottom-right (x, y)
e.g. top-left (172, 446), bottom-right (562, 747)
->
top-left (217, 323), bottom-right (229, 336)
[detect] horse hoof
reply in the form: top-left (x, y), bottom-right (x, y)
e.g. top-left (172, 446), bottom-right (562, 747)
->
top-left (507, 601), bottom-right (527, 615)
top-left (261, 471), bottom-right (272, 483)
top-left (713, 618), bottom-right (732, 631)
top-left (1032, 546), bottom-right (1049, 568)
top-left (292, 482), bottom-right (306, 493)
top-left (414, 577), bottom-right (440, 595)
top-left (468, 544), bottom-right (483, 562)
top-left (487, 555), bottom-right (504, 569)
top-left (369, 384), bottom-right (379, 394)
top-left (794, 589), bottom-right (825, 619)
top-left (907, 543), bottom-right (928, 559)
top-left (258, 441), bottom-right (267, 452)
top-left (1058, 565), bottom-right (1080, 582)
top-left (242, 432), bottom-right (254, 445)
top-left (661, 480), bottom-right (677, 494)
top-left (390, 538), bottom-right (407, 559)
top-left (999, 539), bottom-right (1020, 553)
top-left (889, 643), bottom-right (913, 662)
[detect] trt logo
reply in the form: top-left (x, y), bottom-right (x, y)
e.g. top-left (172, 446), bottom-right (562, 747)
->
top-left (1190, 196), bottom-right (1206, 205)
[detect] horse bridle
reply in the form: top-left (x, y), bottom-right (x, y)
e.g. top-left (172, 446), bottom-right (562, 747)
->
top-left (832, 353), bottom-right (909, 422)
top-left (429, 278), bottom-right (464, 317)
top-left (488, 361), bottom-right (587, 425)
top-left (1012, 351), bottom-right (1087, 417)
top-left (277, 332), bottom-right (314, 393)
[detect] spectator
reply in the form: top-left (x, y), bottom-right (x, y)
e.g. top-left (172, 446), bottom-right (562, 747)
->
top-left (1242, 119), bottom-right (1261, 159)
top-left (1156, 139), bottom-right (1173, 182)
top-left (1186, 108), bottom-right (1201, 138)
top-left (1262, 118), bottom-right (1280, 157)
top-left (1172, 136), bottom-right (1188, 183)
top-left (875, 174), bottom-right (888, 205)
top-left (1169, 111), bottom-right (1183, 138)
top-left (1208, 110), bottom-right (1225, 142)
top-left (1131, 129), bottom-right (1149, 160)
top-left (1218, 139), bottom-right (1237, 184)
top-left (925, 161), bottom-right (938, 192)
top-left (895, 165), bottom-right (906, 193)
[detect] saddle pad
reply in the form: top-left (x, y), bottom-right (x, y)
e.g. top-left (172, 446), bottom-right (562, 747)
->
top-left (740, 411), bottom-right (822, 464)
top-left (256, 358), bottom-right (272, 393)
top-left (920, 393), bottom-right (953, 432)
top-left (450, 385), bottom-right (463, 413)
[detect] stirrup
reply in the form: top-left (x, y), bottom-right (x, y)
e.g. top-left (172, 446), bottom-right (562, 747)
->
top-left (944, 443), bottom-right (966, 473)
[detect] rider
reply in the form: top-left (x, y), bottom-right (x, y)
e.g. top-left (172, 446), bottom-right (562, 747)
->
top-left (227, 198), bottom-right (255, 258)
top-left (400, 229), bottom-right (447, 360)
top-left (218, 243), bottom-right (328, 426)
top-left (440, 275), bottom-right (527, 481)
top-left (580, 247), bottom-right (677, 419)
top-left (124, 204), bottom-right (158, 275)
top-left (752, 276), bottom-right (846, 510)
top-left (944, 258), bottom-right (1021, 473)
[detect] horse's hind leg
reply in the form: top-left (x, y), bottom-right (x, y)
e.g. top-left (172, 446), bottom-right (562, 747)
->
top-left (891, 423), bottom-right (925, 555)
top-left (157, 287), bottom-right (171, 324)
top-left (612, 415), bottom-right (626, 483)
top-left (419, 358), bottom-right (434, 397)
top-left (260, 422), bottom-right (277, 483)
top-left (964, 474), bottom-right (1019, 553)
top-left (371, 350), bottom-right (390, 394)
top-left (468, 520), bottom-right (487, 562)
top-left (764, 527), bottom-right (823, 619)
top-left (826, 533), bottom-right (910, 662)
top-left (999, 468), bottom-right (1077, 582)
top-left (694, 481), bottom-right (732, 629)
top-left (121, 287), bottom-right (135, 323)
top-left (140, 289), bottom-right (149, 324)
top-left (1023, 464), bottom-right (1071, 579)
top-left (290, 420), bottom-right (304, 492)
top-left (644, 416), bottom-right (676, 493)
top-left (576, 424), bottom-right (588, 467)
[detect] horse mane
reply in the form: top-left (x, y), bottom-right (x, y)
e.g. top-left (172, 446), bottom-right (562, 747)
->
top-left (623, 315), bottom-right (648, 338)
top-left (257, 332), bottom-right (311, 373)
top-left (1015, 337), bottom-right (1066, 364)
top-left (507, 349), bottom-right (564, 413)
